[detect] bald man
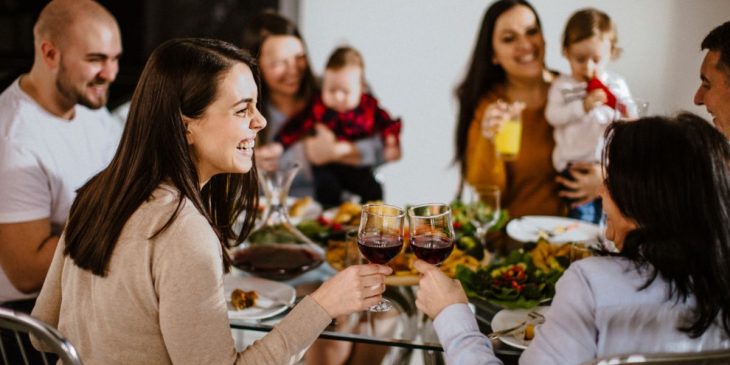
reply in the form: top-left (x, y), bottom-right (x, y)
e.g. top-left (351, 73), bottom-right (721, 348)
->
top-left (695, 21), bottom-right (730, 138)
top-left (0, 0), bottom-right (122, 310)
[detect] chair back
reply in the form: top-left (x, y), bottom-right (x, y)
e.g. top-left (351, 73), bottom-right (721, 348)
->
top-left (583, 348), bottom-right (730, 365)
top-left (0, 306), bottom-right (83, 365)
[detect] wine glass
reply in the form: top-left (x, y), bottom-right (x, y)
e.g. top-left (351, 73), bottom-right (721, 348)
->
top-left (357, 203), bottom-right (405, 312)
top-left (408, 203), bottom-right (455, 265)
top-left (462, 184), bottom-right (501, 247)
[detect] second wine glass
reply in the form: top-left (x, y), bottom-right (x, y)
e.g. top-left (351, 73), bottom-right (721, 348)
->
top-left (408, 203), bottom-right (455, 265)
top-left (462, 184), bottom-right (501, 248)
top-left (357, 203), bottom-right (405, 312)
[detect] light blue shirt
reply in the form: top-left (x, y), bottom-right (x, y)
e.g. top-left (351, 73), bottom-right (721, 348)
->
top-left (434, 256), bottom-right (730, 365)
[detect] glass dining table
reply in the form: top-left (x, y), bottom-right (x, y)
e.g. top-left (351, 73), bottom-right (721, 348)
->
top-left (227, 266), bottom-right (524, 364)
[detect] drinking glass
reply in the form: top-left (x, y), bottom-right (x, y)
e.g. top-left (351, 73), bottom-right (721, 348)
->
top-left (357, 203), bottom-right (405, 312)
top-left (494, 101), bottom-right (525, 160)
top-left (408, 203), bottom-right (455, 265)
top-left (462, 183), bottom-right (501, 248)
top-left (615, 97), bottom-right (649, 121)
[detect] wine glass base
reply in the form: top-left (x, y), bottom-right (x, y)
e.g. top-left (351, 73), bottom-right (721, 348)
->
top-left (368, 298), bottom-right (393, 312)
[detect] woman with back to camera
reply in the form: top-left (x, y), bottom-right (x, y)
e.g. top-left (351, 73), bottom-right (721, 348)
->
top-left (241, 11), bottom-right (396, 199)
top-left (454, 0), bottom-right (565, 226)
top-left (30, 38), bottom-right (391, 364)
top-left (417, 113), bottom-right (730, 364)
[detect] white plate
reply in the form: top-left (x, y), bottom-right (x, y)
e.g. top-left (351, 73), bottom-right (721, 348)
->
top-left (506, 216), bottom-right (599, 244)
top-left (223, 274), bottom-right (296, 320)
top-left (490, 306), bottom-right (549, 349)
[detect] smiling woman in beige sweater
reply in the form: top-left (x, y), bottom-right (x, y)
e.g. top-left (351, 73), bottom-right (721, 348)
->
top-left (31, 37), bottom-right (391, 365)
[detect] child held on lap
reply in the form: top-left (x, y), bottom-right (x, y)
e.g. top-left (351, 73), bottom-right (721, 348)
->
top-left (545, 8), bottom-right (631, 224)
top-left (275, 46), bottom-right (402, 208)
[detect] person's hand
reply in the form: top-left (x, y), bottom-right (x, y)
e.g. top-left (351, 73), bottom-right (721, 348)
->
top-left (383, 135), bottom-right (401, 162)
top-left (556, 162), bottom-right (603, 207)
top-left (583, 89), bottom-right (607, 113)
top-left (480, 99), bottom-right (511, 139)
top-left (255, 143), bottom-right (283, 172)
top-left (309, 264), bottom-right (392, 318)
top-left (480, 100), bottom-right (525, 139)
top-left (303, 124), bottom-right (357, 165)
top-left (413, 259), bottom-right (468, 320)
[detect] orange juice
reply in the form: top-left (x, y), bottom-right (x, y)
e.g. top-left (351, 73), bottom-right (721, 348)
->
top-left (494, 119), bottom-right (522, 160)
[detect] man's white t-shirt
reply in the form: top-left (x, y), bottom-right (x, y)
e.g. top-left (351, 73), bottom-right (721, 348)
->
top-left (0, 78), bottom-right (121, 301)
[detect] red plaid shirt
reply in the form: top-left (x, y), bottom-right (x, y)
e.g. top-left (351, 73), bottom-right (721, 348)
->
top-left (275, 93), bottom-right (402, 149)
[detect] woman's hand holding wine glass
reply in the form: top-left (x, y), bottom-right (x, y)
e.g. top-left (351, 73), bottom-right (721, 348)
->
top-left (356, 203), bottom-right (405, 312)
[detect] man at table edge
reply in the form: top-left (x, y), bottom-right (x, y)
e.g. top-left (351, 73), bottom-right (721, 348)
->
top-left (0, 0), bottom-right (122, 311)
top-left (694, 20), bottom-right (730, 139)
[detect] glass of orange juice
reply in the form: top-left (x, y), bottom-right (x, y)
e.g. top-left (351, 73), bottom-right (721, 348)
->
top-left (494, 102), bottom-right (524, 160)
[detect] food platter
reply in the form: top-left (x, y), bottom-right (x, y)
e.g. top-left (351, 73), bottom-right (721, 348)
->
top-left (491, 306), bottom-right (549, 349)
top-left (506, 216), bottom-right (600, 244)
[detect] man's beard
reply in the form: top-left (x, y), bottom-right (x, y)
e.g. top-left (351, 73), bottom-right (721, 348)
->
top-left (55, 63), bottom-right (109, 110)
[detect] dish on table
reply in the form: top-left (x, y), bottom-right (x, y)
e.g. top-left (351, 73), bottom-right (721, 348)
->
top-left (320, 201), bottom-right (363, 228)
top-left (384, 246), bottom-right (488, 286)
top-left (506, 216), bottom-right (600, 244)
top-left (286, 196), bottom-right (322, 224)
top-left (223, 274), bottom-right (296, 320)
top-left (490, 306), bottom-right (549, 349)
top-left (230, 243), bottom-right (324, 281)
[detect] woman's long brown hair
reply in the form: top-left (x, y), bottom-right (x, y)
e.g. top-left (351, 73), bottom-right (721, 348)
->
top-left (64, 38), bottom-right (260, 275)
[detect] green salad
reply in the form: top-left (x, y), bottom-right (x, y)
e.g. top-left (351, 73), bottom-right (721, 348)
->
top-left (456, 243), bottom-right (567, 309)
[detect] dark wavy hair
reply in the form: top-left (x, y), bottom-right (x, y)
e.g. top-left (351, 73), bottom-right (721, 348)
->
top-left (240, 10), bottom-right (318, 141)
top-left (453, 0), bottom-right (543, 173)
top-left (603, 113), bottom-right (730, 338)
top-left (64, 38), bottom-right (260, 275)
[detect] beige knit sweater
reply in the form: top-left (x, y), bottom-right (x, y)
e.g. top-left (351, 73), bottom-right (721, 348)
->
top-left (31, 184), bottom-right (331, 364)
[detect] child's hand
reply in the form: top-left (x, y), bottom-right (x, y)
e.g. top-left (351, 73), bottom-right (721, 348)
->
top-left (583, 89), bottom-right (608, 112)
top-left (383, 135), bottom-right (401, 162)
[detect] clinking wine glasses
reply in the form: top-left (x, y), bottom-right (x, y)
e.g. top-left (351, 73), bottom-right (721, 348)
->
top-left (357, 203), bottom-right (405, 312)
top-left (408, 203), bottom-right (455, 265)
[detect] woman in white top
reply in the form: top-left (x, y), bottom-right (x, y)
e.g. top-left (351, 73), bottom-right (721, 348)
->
top-left (415, 113), bottom-right (730, 364)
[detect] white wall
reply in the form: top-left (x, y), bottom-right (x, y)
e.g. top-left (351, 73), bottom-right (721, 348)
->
top-left (295, 0), bottom-right (730, 207)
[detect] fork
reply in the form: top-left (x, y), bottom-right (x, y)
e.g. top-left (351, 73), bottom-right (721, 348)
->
top-left (487, 311), bottom-right (544, 340)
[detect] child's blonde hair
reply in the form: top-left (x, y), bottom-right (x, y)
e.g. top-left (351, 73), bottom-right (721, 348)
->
top-left (562, 8), bottom-right (621, 59)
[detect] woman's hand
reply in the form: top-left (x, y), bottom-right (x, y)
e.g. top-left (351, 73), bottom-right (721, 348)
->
top-left (310, 264), bottom-right (392, 318)
top-left (303, 124), bottom-right (360, 165)
top-left (255, 143), bottom-right (283, 172)
top-left (480, 100), bottom-right (525, 139)
top-left (413, 259), bottom-right (468, 320)
top-left (556, 162), bottom-right (603, 207)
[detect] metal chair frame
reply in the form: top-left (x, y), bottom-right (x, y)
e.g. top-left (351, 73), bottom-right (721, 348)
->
top-left (583, 348), bottom-right (730, 365)
top-left (0, 306), bottom-right (83, 365)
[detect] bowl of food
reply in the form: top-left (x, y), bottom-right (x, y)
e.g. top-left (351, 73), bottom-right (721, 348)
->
top-left (230, 242), bottom-right (324, 281)
top-left (456, 240), bottom-right (572, 309)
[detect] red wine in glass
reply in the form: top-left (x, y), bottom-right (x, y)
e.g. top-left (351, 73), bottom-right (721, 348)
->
top-left (410, 235), bottom-right (454, 265)
top-left (357, 235), bottom-right (403, 264)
